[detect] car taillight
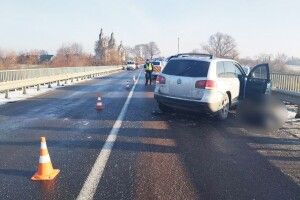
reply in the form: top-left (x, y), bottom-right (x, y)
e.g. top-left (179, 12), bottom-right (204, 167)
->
top-left (195, 80), bottom-right (216, 89)
top-left (156, 75), bottom-right (166, 84)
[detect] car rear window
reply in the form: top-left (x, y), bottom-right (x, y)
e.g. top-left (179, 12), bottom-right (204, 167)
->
top-left (127, 61), bottom-right (134, 64)
top-left (162, 59), bottom-right (209, 77)
top-left (152, 61), bottom-right (160, 65)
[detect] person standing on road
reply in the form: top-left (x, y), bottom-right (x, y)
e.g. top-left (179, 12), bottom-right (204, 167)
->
top-left (144, 59), bottom-right (154, 85)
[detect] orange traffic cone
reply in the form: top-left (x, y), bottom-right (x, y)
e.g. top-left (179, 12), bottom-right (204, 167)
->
top-left (96, 96), bottom-right (104, 110)
top-left (31, 137), bottom-right (60, 181)
top-left (126, 80), bottom-right (130, 90)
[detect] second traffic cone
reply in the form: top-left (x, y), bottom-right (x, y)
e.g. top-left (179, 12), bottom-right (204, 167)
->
top-left (126, 80), bottom-right (130, 90)
top-left (31, 137), bottom-right (60, 181)
top-left (96, 96), bottom-right (104, 110)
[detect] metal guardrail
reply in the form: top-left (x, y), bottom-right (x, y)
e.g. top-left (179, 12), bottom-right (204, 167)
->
top-left (270, 73), bottom-right (300, 118)
top-left (0, 65), bottom-right (122, 98)
top-left (0, 66), bottom-right (121, 82)
top-left (270, 73), bottom-right (300, 93)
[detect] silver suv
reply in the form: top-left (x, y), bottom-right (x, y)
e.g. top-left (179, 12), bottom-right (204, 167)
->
top-left (154, 53), bottom-right (271, 120)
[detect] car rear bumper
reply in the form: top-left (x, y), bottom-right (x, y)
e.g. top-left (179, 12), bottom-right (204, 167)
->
top-left (154, 93), bottom-right (218, 113)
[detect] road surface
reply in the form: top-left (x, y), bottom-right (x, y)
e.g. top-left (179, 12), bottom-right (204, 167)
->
top-left (0, 69), bottom-right (299, 200)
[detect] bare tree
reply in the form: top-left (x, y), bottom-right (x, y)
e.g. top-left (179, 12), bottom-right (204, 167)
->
top-left (272, 53), bottom-right (288, 72)
top-left (202, 32), bottom-right (238, 58)
top-left (256, 53), bottom-right (273, 63)
top-left (0, 49), bottom-right (17, 69)
top-left (51, 43), bottom-right (92, 67)
top-left (147, 42), bottom-right (160, 59)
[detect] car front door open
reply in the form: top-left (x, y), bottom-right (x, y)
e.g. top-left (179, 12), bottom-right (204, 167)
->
top-left (245, 63), bottom-right (270, 100)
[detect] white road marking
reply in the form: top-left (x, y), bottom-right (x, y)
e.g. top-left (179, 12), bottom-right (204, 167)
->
top-left (76, 71), bottom-right (142, 200)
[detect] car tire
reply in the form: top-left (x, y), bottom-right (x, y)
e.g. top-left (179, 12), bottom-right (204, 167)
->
top-left (217, 94), bottom-right (230, 120)
top-left (158, 103), bottom-right (172, 113)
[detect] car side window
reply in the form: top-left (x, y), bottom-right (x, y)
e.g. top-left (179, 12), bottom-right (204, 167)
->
top-left (216, 62), bottom-right (225, 77)
top-left (233, 63), bottom-right (243, 76)
top-left (224, 61), bottom-right (236, 78)
top-left (251, 65), bottom-right (268, 79)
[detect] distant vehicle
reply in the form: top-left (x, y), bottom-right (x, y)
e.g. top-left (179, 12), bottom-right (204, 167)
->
top-left (154, 53), bottom-right (271, 120)
top-left (151, 60), bottom-right (165, 79)
top-left (126, 61), bottom-right (136, 70)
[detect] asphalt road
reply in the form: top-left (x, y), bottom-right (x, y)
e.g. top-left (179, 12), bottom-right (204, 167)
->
top-left (0, 69), bottom-right (299, 200)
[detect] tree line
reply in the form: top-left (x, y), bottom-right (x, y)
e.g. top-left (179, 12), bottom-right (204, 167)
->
top-left (0, 30), bottom-right (297, 73)
top-left (0, 28), bottom-right (160, 70)
top-left (199, 32), bottom-right (295, 73)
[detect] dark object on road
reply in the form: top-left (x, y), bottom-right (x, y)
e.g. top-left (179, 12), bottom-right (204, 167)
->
top-left (237, 96), bottom-right (288, 130)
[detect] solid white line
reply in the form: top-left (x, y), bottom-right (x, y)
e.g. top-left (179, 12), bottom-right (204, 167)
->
top-left (76, 70), bottom-right (142, 200)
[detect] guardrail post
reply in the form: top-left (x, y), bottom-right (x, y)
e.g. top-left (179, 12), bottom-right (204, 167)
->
top-left (296, 105), bottom-right (300, 118)
top-left (48, 82), bottom-right (52, 88)
top-left (37, 84), bottom-right (40, 91)
top-left (5, 90), bottom-right (9, 99)
top-left (57, 80), bottom-right (60, 86)
top-left (22, 87), bottom-right (26, 95)
top-left (65, 80), bottom-right (67, 84)
top-left (71, 78), bottom-right (74, 83)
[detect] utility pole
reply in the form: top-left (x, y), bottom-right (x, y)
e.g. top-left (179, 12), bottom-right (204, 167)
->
top-left (177, 37), bottom-right (180, 54)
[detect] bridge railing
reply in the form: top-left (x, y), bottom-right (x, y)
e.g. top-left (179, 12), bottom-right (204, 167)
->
top-left (0, 66), bottom-right (121, 83)
top-left (0, 65), bottom-right (122, 98)
top-left (270, 73), bottom-right (300, 93)
top-left (270, 73), bottom-right (300, 118)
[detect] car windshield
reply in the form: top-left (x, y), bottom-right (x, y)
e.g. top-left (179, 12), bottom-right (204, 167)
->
top-left (162, 59), bottom-right (209, 77)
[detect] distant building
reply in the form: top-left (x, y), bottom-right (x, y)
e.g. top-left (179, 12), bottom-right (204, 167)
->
top-left (39, 54), bottom-right (54, 63)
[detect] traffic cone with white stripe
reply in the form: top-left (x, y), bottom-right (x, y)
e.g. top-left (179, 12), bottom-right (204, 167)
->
top-left (96, 96), bottom-right (104, 110)
top-left (31, 137), bottom-right (60, 181)
top-left (126, 80), bottom-right (130, 90)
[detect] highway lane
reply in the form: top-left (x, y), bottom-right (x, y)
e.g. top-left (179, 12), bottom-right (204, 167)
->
top-left (0, 69), bottom-right (299, 200)
top-left (0, 69), bottom-right (140, 200)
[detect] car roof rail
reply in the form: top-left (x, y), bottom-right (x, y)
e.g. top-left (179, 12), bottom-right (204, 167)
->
top-left (167, 53), bottom-right (213, 61)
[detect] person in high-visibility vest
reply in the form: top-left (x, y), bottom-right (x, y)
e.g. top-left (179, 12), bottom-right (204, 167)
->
top-left (144, 59), bottom-right (154, 85)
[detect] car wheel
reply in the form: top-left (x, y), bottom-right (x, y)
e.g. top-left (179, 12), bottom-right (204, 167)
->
top-left (158, 103), bottom-right (172, 113)
top-left (217, 94), bottom-right (230, 120)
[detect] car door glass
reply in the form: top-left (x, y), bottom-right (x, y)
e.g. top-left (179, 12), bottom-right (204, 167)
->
top-left (216, 62), bottom-right (225, 77)
top-left (233, 63), bottom-right (243, 76)
top-left (250, 65), bottom-right (267, 79)
top-left (224, 61), bottom-right (236, 78)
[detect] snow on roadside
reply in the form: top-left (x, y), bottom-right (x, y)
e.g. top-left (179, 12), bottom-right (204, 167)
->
top-left (286, 104), bottom-right (297, 120)
top-left (0, 77), bottom-right (95, 105)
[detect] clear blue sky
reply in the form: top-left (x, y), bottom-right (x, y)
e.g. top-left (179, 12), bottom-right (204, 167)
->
top-left (0, 0), bottom-right (299, 57)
